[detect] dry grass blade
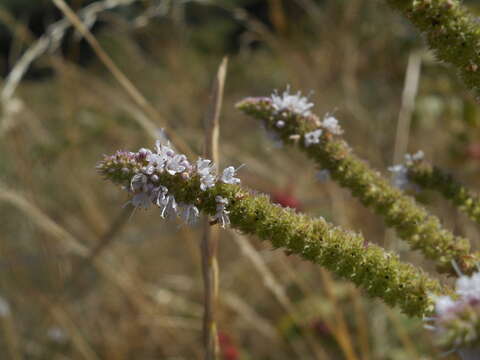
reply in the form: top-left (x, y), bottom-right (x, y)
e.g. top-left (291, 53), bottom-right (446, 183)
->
top-left (0, 183), bottom-right (88, 256)
top-left (51, 0), bottom-right (194, 157)
top-left (231, 232), bottom-right (329, 359)
top-left (201, 56), bottom-right (228, 360)
top-left (392, 51), bottom-right (422, 165)
top-left (0, 312), bottom-right (22, 360)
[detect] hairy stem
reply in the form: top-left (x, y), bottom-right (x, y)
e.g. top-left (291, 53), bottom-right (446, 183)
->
top-left (99, 159), bottom-right (444, 317)
top-left (385, 0), bottom-right (480, 98)
top-left (237, 97), bottom-right (478, 275)
top-left (407, 159), bottom-right (480, 225)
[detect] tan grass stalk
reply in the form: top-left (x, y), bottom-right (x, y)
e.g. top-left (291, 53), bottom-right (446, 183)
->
top-left (51, 0), bottom-right (193, 157)
top-left (201, 57), bottom-right (228, 359)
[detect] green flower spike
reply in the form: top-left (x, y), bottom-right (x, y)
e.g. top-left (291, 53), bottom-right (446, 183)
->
top-left (386, 0), bottom-right (480, 98)
top-left (406, 156), bottom-right (480, 225)
top-left (97, 143), bottom-right (444, 317)
top-left (237, 95), bottom-right (478, 275)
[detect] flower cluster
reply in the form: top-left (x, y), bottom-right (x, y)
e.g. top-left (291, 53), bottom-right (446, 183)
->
top-left (428, 271), bottom-right (480, 356)
top-left (270, 86), bottom-right (314, 116)
top-left (97, 140), bottom-right (241, 228)
top-left (388, 151), bottom-right (424, 190)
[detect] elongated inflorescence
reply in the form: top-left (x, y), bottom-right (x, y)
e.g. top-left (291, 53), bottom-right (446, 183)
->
top-left (386, 0), bottom-right (480, 99)
top-left (236, 91), bottom-right (478, 275)
top-left (428, 272), bottom-right (480, 355)
top-left (403, 156), bottom-right (480, 226)
top-left (97, 140), bottom-right (444, 317)
top-left (96, 141), bottom-right (240, 227)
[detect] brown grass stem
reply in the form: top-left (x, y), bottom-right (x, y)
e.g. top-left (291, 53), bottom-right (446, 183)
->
top-left (51, 0), bottom-right (194, 158)
top-left (200, 56), bottom-right (228, 360)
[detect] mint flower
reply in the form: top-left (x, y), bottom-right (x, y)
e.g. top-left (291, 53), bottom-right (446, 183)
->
top-left (196, 158), bottom-right (217, 191)
top-left (180, 204), bottom-right (200, 225)
top-left (405, 150), bottom-right (424, 166)
top-left (97, 140), bottom-right (241, 228)
top-left (428, 271), bottom-right (480, 355)
top-left (155, 186), bottom-right (178, 218)
top-left (275, 120), bottom-right (285, 128)
top-left (221, 166), bottom-right (241, 185)
top-left (130, 173), bottom-right (147, 192)
top-left (212, 196), bottom-right (230, 228)
top-left (165, 154), bottom-right (190, 175)
top-left (304, 129), bottom-right (323, 147)
top-left (322, 116), bottom-right (343, 135)
top-left (270, 86), bottom-right (314, 116)
top-left (388, 164), bottom-right (410, 190)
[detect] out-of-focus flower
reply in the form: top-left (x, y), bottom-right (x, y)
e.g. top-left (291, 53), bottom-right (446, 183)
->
top-left (322, 116), bottom-right (343, 135)
top-left (212, 196), bottom-right (230, 228)
top-left (218, 332), bottom-right (239, 360)
top-left (221, 166), bottom-right (242, 185)
top-left (271, 186), bottom-right (302, 211)
top-left (428, 271), bottom-right (480, 356)
top-left (270, 86), bottom-right (314, 116)
top-left (97, 139), bottom-right (240, 228)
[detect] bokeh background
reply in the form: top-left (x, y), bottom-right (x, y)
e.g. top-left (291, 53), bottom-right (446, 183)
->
top-left (1, 0), bottom-right (480, 359)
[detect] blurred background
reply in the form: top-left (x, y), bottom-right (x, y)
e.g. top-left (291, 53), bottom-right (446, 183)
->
top-left (1, 0), bottom-right (480, 359)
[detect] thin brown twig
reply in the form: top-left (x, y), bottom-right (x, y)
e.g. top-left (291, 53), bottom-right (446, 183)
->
top-left (201, 56), bottom-right (228, 360)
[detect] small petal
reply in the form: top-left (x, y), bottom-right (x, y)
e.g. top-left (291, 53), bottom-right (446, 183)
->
top-left (304, 129), bottom-right (323, 146)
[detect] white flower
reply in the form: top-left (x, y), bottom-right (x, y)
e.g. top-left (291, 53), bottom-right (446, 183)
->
top-left (276, 120), bottom-right (285, 128)
top-left (196, 158), bottom-right (214, 177)
top-left (322, 116), bottom-right (343, 135)
top-left (200, 173), bottom-right (216, 191)
top-left (180, 204), bottom-right (200, 225)
top-left (147, 140), bottom-right (175, 171)
top-left (154, 186), bottom-right (177, 218)
top-left (270, 86), bottom-right (314, 116)
top-left (316, 169), bottom-right (331, 182)
top-left (161, 195), bottom-right (178, 218)
top-left (155, 140), bottom-right (175, 157)
top-left (456, 272), bottom-right (480, 301)
top-left (130, 173), bottom-right (147, 192)
top-left (434, 296), bottom-right (457, 316)
top-left (146, 153), bottom-right (167, 170)
top-left (212, 196), bottom-right (230, 228)
top-left (405, 150), bottom-right (425, 166)
top-left (304, 129), bottom-right (323, 146)
top-left (197, 158), bottom-right (217, 191)
top-left (221, 166), bottom-right (241, 185)
top-left (388, 164), bottom-right (410, 189)
top-left (165, 154), bottom-right (190, 175)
